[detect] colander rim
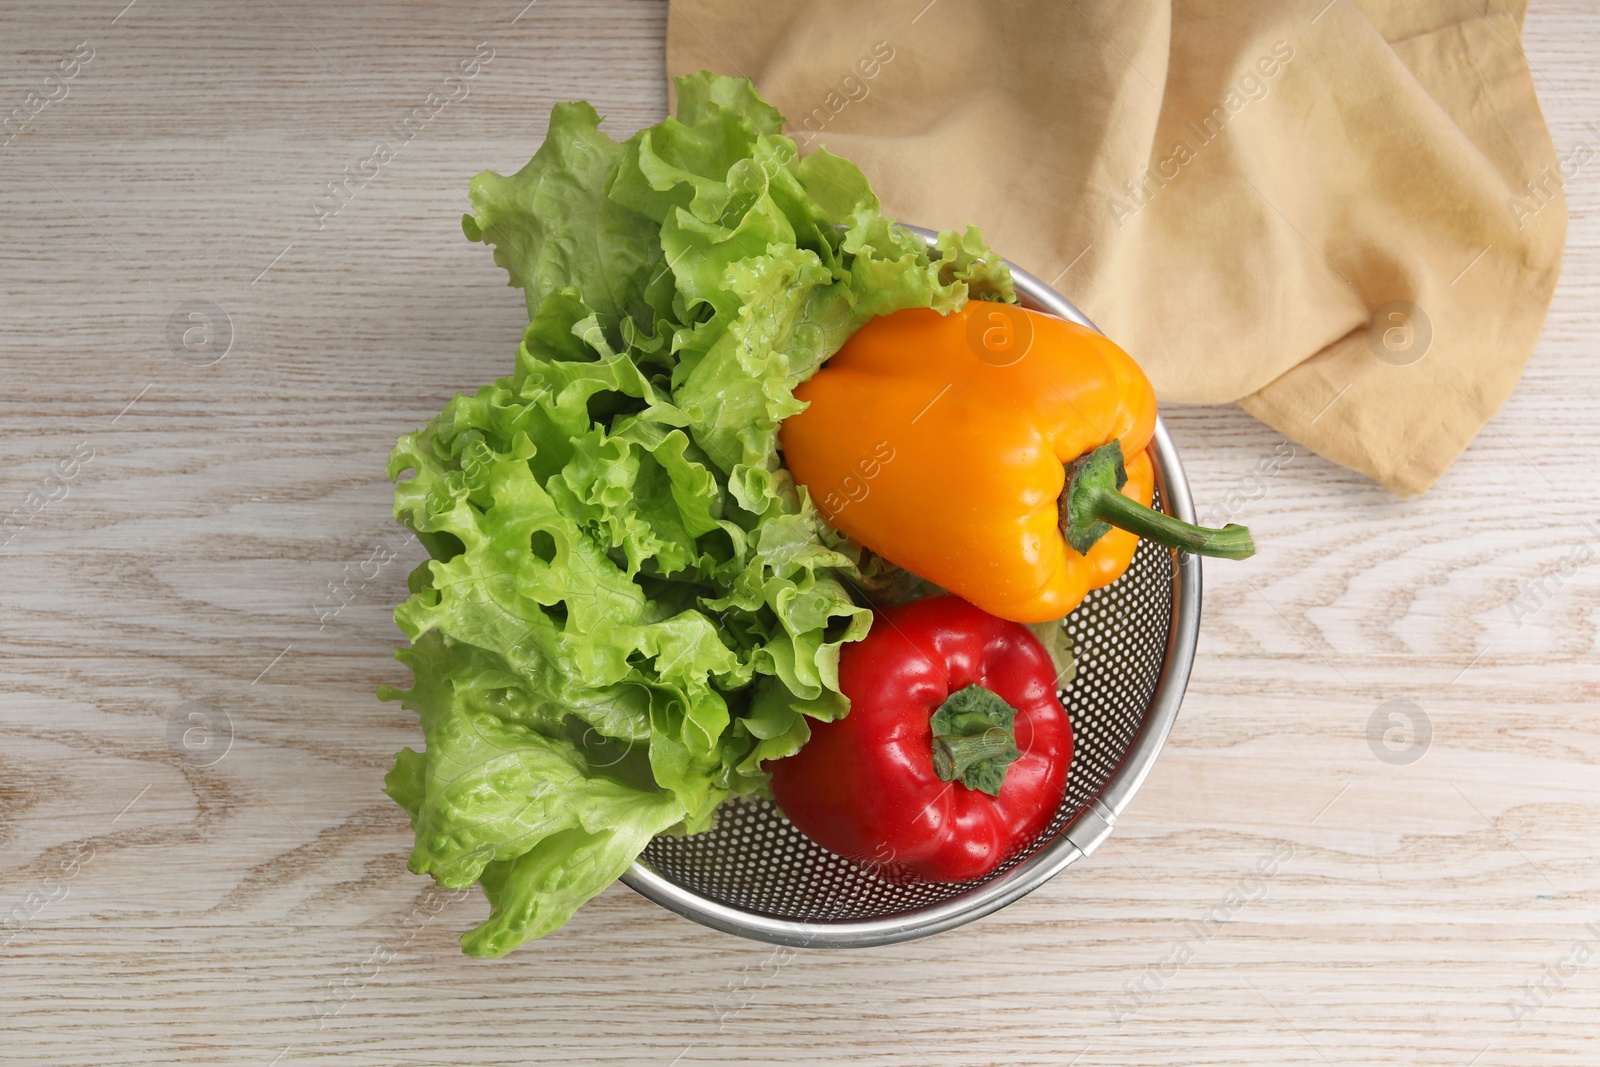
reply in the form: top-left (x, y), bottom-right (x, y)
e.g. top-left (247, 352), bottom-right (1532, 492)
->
top-left (620, 224), bottom-right (1203, 948)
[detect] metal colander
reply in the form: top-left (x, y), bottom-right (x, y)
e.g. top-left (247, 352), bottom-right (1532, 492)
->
top-left (620, 227), bottom-right (1202, 948)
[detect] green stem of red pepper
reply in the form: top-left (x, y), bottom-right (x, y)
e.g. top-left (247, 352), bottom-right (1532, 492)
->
top-left (929, 684), bottom-right (1022, 797)
top-left (1061, 440), bottom-right (1256, 560)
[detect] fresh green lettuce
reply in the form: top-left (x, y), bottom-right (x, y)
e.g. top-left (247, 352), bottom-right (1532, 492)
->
top-left (381, 72), bottom-right (1014, 956)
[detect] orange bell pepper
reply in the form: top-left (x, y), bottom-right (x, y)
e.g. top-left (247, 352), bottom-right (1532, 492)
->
top-left (780, 303), bottom-right (1252, 623)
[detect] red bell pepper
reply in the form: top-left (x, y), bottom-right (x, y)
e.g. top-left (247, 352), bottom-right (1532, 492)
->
top-left (769, 594), bottom-right (1072, 883)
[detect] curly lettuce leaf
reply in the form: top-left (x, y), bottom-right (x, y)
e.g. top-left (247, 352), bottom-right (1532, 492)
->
top-left (462, 101), bottom-right (663, 344)
top-left (386, 71), bottom-right (1014, 954)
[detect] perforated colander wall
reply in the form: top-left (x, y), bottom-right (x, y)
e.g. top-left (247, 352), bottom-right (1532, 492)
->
top-left (635, 516), bottom-right (1175, 924)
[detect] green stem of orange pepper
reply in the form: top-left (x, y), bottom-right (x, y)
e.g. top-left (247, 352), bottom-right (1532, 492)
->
top-left (1062, 441), bottom-right (1255, 560)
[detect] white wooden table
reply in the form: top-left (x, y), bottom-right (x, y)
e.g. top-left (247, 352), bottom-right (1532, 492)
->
top-left (2, 2), bottom-right (1597, 1064)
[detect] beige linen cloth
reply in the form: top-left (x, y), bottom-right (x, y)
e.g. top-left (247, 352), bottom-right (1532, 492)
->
top-left (666, 0), bottom-right (1566, 496)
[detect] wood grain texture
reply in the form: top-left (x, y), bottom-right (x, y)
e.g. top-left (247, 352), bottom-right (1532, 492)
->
top-left (1, 2), bottom-right (1597, 1064)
